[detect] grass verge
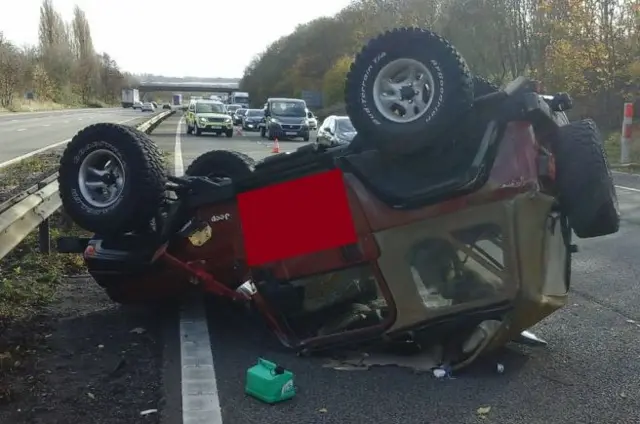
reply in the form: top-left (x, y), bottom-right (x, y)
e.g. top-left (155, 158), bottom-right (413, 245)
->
top-left (0, 99), bottom-right (113, 113)
top-left (604, 124), bottom-right (640, 173)
top-left (0, 212), bottom-right (89, 322)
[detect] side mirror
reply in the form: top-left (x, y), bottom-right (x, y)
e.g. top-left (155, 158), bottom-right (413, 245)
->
top-left (326, 128), bottom-right (333, 135)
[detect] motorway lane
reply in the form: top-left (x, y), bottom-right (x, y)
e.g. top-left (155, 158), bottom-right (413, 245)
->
top-left (0, 108), bottom-right (158, 164)
top-left (148, 116), bottom-right (640, 424)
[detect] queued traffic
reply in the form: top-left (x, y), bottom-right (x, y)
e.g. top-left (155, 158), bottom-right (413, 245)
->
top-left (120, 87), bottom-right (350, 142)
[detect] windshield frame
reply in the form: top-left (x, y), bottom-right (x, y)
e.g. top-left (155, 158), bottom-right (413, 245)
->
top-left (195, 102), bottom-right (226, 114)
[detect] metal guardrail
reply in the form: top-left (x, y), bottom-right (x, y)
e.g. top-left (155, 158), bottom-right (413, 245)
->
top-left (0, 109), bottom-right (174, 261)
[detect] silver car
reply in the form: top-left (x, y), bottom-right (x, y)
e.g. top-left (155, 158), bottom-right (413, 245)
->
top-left (141, 102), bottom-right (155, 112)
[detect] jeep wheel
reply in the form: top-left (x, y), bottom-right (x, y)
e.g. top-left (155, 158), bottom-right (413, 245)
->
top-left (186, 123), bottom-right (193, 134)
top-left (345, 27), bottom-right (473, 155)
top-left (186, 150), bottom-right (255, 179)
top-left (472, 76), bottom-right (499, 98)
top-left (195, 126), bottom-right (202, 136)
top-left (552, 119), bottom-right (620, 238)
top-left (58, 123), bottom-right (166, 234)
top-left (226, 129), bottom-right (233, 138)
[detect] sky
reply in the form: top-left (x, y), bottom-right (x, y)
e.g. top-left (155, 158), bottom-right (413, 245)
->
top-left (0, 0), bottom-right (352, 78)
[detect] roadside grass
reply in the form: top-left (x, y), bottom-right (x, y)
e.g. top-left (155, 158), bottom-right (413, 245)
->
top-left (0, 99), bottom-right (114, 113)
top-left (603, 124), bottom-right (640, 173)
top-left (0, 212), bottom-right (89, 322)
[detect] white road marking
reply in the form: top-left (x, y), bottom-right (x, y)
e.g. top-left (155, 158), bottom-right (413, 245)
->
top-left (16, 128), bottom-right (26, 132)
top-left (174, 118), bottom-right (184, 177)
top-left (0, 116), bottom-right (146, 169)
top-left (42, 124), bottom-right (50, 127)
top-left (616, 185), bottom-right (640, 193)
top-left (174, 116), bottom-right (222, 424)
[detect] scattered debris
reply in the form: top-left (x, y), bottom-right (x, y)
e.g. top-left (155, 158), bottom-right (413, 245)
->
top-left (140, 409), bottom-right (158, 416)
top-left (433, 368), bottom-right (447, 379)
top-left (318, 408), bottom-right (328, 413)
top-left (130, 327), bottom-right (146, 334)
top-left (477, 406), bottom-right (492, 416)
top-left (496, 363), bottom-right (505, 374)
top-left (87, 393), bottom-right (95, 400)
top-left (324, 344), bottom-right (442, 373)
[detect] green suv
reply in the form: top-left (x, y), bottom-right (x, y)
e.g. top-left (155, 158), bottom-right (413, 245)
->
top-left (186, 100), bottom-right (234, 137)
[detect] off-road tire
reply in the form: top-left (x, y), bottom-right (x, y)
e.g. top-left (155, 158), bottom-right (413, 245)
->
top-left (58, 123), bottom-right (166, 234)
top-left (552, 119), bottom-right (619, 238)
top-left (345, 27), bottom-right (473, 155)
top-left (472, 76), bottom-right (499, 98)
top-left (226, 129), bottom-right (233, 138)
top-left (185, 150), bottom-right (255, 179)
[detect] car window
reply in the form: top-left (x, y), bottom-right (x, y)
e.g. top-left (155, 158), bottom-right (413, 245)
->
top-left (329, 118), bottom-right (337, 133)
top-left (236, 109), bottom-right (247, 116)
top-left (195, 103), bottom-right (225, 113)
top-left (247, 110), bottom-right (263, 117)
top-left (321, 117), bottom-right (333, 131)
top-left (336, 118), bottom-right (355, 133)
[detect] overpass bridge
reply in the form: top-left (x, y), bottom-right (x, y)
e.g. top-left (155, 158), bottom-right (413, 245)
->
top-left (136, 81), bottom-right (240, 93)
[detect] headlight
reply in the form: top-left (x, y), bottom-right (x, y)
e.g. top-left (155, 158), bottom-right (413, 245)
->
top-left (271, 118), bottom-right (281, 125)
top-left (198, 116), bottom-right (207, 122)
top-left (225, 117), bottom-right (232, 123)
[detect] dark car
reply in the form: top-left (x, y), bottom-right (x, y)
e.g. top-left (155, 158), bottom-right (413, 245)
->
top-left (233, 108), bottom-right (247, 125)
top-left (162, 103), bottom-right (172, 110)
top-left (261, 98), bottom-right (310, 141)
top-left (317, 115), bottom-right (357, 146)
top-left (242, 109), bottom-right (265, 131)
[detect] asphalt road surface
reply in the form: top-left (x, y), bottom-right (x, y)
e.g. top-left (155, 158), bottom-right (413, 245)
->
top-left (147, 114), bottom-right (640, 424)
top-left (0, 107), bottom-right (158, 164)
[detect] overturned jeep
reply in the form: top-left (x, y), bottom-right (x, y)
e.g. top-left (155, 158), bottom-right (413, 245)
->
top-left (56, 28), bottom-right (618, 368)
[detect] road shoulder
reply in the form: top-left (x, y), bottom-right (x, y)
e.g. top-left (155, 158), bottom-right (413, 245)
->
top-left (0, 277), bottom-right (164, 424)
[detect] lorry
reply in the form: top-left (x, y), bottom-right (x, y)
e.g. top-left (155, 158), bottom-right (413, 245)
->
top-left (121, 88), bottom-right (140, 108)
top-left (172, 94), bottom-right (183, 106)
top-left (230, 91), bottom-right (250, 107)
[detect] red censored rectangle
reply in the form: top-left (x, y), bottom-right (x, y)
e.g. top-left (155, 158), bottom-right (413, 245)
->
top-left (237, 169), bottom-right (357, 266)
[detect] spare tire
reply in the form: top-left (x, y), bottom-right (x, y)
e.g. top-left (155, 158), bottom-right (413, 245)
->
top-left (552, 119), bottom-right (620, 238)
top-left (472, 76), bottom-right (499, 97)
top-left (58, 123), bottom-right (166, 234)
top-left (186, 150), bottom-right (255, 179)
top-left (345, 27), bottom-right (473, 155)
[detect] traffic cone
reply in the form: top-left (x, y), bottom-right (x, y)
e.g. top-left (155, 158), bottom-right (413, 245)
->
top-left (271, 138), bottom-right (280, 154)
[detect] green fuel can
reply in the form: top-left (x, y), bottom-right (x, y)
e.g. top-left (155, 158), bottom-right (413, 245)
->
top-left (245, 358), bottom-right (296, 404)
